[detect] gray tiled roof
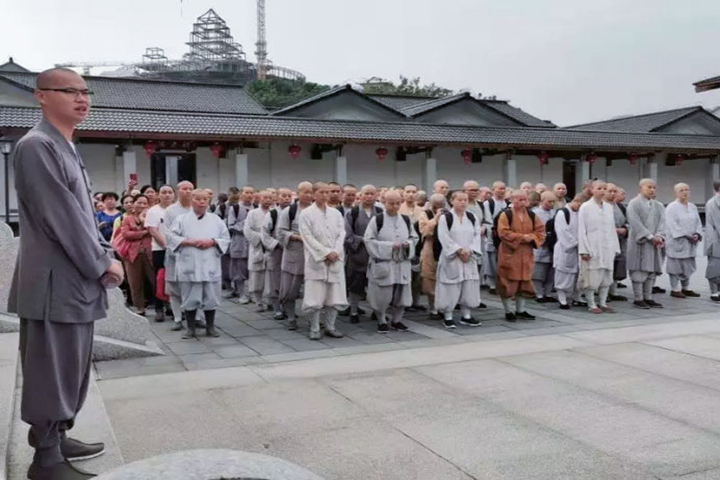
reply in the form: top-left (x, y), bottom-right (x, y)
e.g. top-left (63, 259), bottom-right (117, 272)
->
top-left (0, 72), bottom-right (267, 115)
top-left (694, 74), bottom-right (720, 87)
top-left (367, 95), bottom-right (436, 111)
top-left (3, 106), bottom-right (720, 152)
top-left (271, 84), bottom-right (406, 118)
top-left (485, 101), bottom-right (555, 128)
top-left (566, 107), bottom-right (704, 133)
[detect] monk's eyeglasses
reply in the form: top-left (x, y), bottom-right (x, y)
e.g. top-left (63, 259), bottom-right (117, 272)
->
top-left (39, 88), bottom-right (94, 99)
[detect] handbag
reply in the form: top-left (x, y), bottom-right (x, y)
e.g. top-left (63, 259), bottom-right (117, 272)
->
top-left (111, 217), bottom-right (130, 259)
top-left (156, 268), bottom-right (169, 302)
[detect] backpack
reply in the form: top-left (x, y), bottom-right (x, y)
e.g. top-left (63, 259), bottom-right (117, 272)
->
top-left (288, 202), bottom-right (299, 226)
top-left (433, 211), bottom-right (476, 261)
top-left (350, 205), bottom-right (383, 232)
top-left (268, 208), bottom-right (279, 235)
top-left (544, 208), bottom-right (570, 252)
top-left (375, 213), bottom-right (411, 234)
top-left (492, 208), bottom-right (536, 249)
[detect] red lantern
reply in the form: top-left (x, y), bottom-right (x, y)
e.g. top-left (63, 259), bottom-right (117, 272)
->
top-left (375, 147), bottom-right (389, 162)
top-left (288, 145), bottom-right (302, 159)
top-left (144, 140), bottom-right (157, 157)
top-left (210, 142), bottom-right (224, 158)
top-left (538, 151), bottom-right (550, 166)
top-left (676, 155), bottom-right (685, 166)
top-left (586, 153), bottom-right (597, 164)
top-left (461, 148), bottom-right (472, 165)
top-left (628, 154), bottom-right (638, 166)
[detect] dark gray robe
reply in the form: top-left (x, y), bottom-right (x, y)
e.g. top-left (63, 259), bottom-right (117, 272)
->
top-left (627, 195), bottom-right (665, 278)
top-left (612, 202), bottom-right (628, 281)
top-left (344, 206), bottom-right (380, 295)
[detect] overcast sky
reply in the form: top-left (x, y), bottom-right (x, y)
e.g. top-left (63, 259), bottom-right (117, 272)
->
top-left (2, 0), bottom-right (720, 125)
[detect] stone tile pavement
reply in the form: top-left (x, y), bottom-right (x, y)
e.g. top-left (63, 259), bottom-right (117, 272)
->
top-left (94, 263), bottom-right (719, 379)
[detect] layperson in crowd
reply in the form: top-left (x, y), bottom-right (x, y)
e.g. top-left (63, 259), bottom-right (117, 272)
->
top-left (327, 182), bottom-right (343, 209)
top-left (665, 183), bottom-right (703, 298)
top-left (706, 180), bottom-right (720, 302)
top-left (299, 182), bottom-right (347, 340)
top-left (553, 195), bottom-right (584, 309)
top-left (96, 192), bottom-right (122, 241)
top-left (605, 183), bottom-right (629, 301)
top-left (277, 181), bottom-right (314, 330)
top-left (483, 181), bottom-right (508, 294)
top-left (553, 183), bottom-right (568, 208)
top-left (435, 191), bottom-right (483, 329)
top-left (344, 184), bottom-right (382, 323)
top-left (419, 194), bottom-right (446, 320)
top-left (121, 195), bottom-right (155, 316)
top-left (167, 189), bottom-right (230, 339)
top-left (532, 191), bottom-right (558, 303)
top-left (244, 191), bottom-right (273, 311)
top-left (164, 181), bottom-right (195, 331)
top-left (140, 185), bottom-right (158, 207)
top-left (577, 180), bottom-right (620, 314)
top-left (10, 67), bottom-right (125, 479)
top-left (144, 184), bottom-right (175, 322)
top-left (399, 184), bottom-right (427, 312)
top-left (627, 179), bottom-right (666, 309)
top-left (497, 191), bottom-right (545, 322)
top-left (262, 188), bottom-right (293, 320)
top-left (226, 185), bottom-right (255, 303)
top-left (364, 191), bottom-right (419, 333)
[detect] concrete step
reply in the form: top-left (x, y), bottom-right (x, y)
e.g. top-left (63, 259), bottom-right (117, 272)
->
top-left (6, 368), bottom-right (124, 480)
top-left (0, 333), bottom-right (19, 480)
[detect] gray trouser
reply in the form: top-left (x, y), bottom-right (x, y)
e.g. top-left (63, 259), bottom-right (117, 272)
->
top-left (309, 307), bottom-right (337, 333)
top-left (631, 272), bottom-right (656, 301)
top-left (20, 318), bottom-right (94, 468)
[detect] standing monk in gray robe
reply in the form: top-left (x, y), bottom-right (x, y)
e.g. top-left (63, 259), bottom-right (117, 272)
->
top-left (705, 180), bottom-right (720, 301)
top-left (163, 181), bottom-right (194, 331)
top-left (627, 179), bottom-right (666, 309)
top-left (364, 191), bottom-right (419, 333)
top-left (8, 68), bottom-right (125, 479)
top-left (244, 192), bottom-right (273, 312)
top-left (226, 186), bottom-right (255, 303)
top-left (168, 190), bottom-right (230, 339)
top-left (262, 188), bottom-right (293, 320)
top-left (344, 184), bottom-right (381, 324)
top-left (482, 181), bottom-right (508, 294)
top-left (605, 184), bottom-right (629, 301)
top-left (665, 183), bottom-right (702, 298)
top-left (277, 182), bottom-right (313, 330)
top-left (532, 191), bottom-right (558, 302)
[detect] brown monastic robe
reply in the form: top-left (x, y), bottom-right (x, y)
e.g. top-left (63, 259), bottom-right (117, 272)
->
top-left (497, 207), bottom-right (546, 298)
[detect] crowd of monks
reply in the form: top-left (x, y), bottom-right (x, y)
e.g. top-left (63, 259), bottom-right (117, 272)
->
top-left (153, 176), bottom-right (720, 340)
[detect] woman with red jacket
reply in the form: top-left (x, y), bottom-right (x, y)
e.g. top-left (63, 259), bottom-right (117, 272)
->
top-left (121, 195), bottom-right (155, 315)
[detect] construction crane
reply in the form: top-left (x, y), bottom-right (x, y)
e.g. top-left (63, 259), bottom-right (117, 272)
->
top-left (255, 0), bottom-right (268, 80)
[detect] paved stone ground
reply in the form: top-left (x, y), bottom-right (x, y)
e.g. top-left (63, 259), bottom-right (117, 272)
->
top-left (94, 254), bottom-right (719, 379)
top-left (98, 312), bottom-right (720, 480)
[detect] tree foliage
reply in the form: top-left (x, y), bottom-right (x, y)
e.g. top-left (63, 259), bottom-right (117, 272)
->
top-left (361, 75), bottom-right (454, 97)
top-left (246, 78), bottom-right (332, 109)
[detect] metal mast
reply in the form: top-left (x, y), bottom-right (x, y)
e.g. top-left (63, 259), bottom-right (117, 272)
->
top-left (255, 0), bottom-right (268, 80)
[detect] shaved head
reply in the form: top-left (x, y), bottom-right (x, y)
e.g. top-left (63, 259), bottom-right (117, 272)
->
top-left (385, 190), bottom-right (402, 202)
top-left (36, 67), bottom-right (82, 89)
top-left (429, 193), bottom-right (446, 209)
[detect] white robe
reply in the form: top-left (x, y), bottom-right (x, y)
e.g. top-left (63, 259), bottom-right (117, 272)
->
top-left (364, 213), bottom-right (419, 313)
top-left (168, 212), bottom-right (231, 282)
top-left (435, 211), bottom-right (483, 312)
top-left (553, 207), bottom-right (579, 292)
top-left (578, 200), bottom-right (620, 290)
top-left (299, 203), bottom-right (348, 311)
top-left (665, 200), bottom-right (702, 260)
top-left (244, 207), bottom-right (269, 273)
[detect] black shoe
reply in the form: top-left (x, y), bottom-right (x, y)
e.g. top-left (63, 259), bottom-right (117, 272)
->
top-left (652, 286), bottom-right (666, 294)
top-left (616, 282), bottom-right (627, 289)
top-left (391, 321), bottom-right (409, 332)
top-left (489, 288), bottom-right (497, 295)
top-left (338, 307), bottom-right (351, 316)
top-left (572, 300), bottom-right (588, 308)
top-left (478, 303), bottom-right (487, 309)
top-left (28, 459), bottom-right (96, 479)
top-left (559, 303), bottom-right (570, 310)
top-left (378, 323), bottom-right (389, 334)
top-left (61, 437), bottom-right (105, 462)
top-left (443, 319), bottom-right (457, 329)
top-left (171, 322), bottom-right (184, 331)
top-left (544, 297), bottom-right (558, 303)
top-left (454, 304), bottom-right (461, 311)
top-left (633, 300), bottom-right (651, 310)
top-left (371, 312), bottom-right (378, 321)
top-left (711, 295), bottom-right (720, 302)
top-left (429, 312), bottom-right (443, 320)
top-left (682, 289), bottom-right (701, 298)
top-left (350, 314), bottom-right (360, 324)
top-left (517, 311), bottom-right (536, 320)
top-left (460, 317), bottom-right (482, 327)
top-left (536, 297), bottom-right (547, 304)
top-left (273, 311), bottom-right (287, 320)
top-left (608, 294), bottom-right (627, 302)
top-left (412, 305), bottom-right (427, 312)
top-left (505, 313), bottom-right (517, 322)
top-left (645, 299), bottom-right (663, 308)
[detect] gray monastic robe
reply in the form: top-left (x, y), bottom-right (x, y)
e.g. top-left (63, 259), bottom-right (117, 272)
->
top-left (626, 195), bottom-right (666, 277)
top-left (345, 205), bottom-right (381, 294)
top-left (532, 207), bottom-right (555, 264)
top-left (705, 195), bottom-right (720, 283)
top-left (364, 212), bottom-right (419, 313)
top-left (244, 207), bottom-right (269, 295)
top-left (612, 202), bottom-right (628, 281)
top-left (163, 202), bottom-right (191, 284)
top-left (227, 203), bottom-right (252, 259)
top-left (262, 207), bottom-right (284, 301)
top-left (467, 199), bottom-right (486, 267)
top-left (277, 203), bottom-right (308, 305)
